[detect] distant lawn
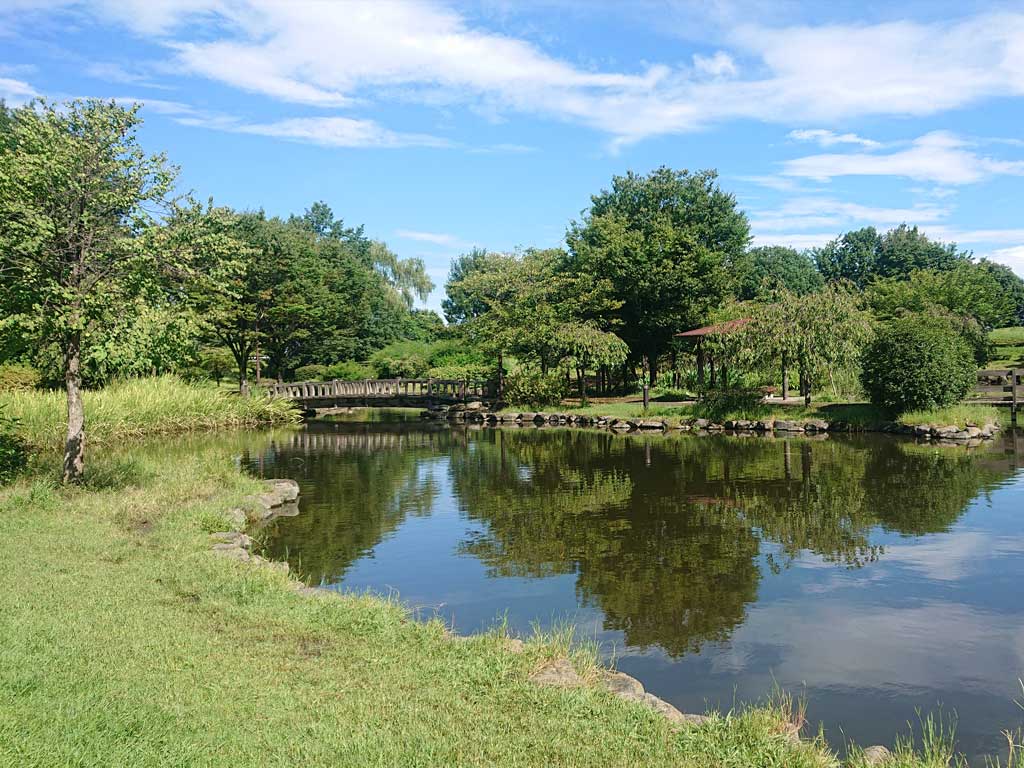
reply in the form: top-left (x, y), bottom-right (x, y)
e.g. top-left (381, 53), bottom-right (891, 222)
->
top-left (987, 327), bottom-right (1024, 368)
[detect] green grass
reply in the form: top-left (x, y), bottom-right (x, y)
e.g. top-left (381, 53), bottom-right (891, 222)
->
top-left (986, 328), bottom-right (1024, 368)
top-left (0, 445), bottom-right (858, 768)
top-left (0, 375), bottom-right (299, 448)
top-left (989, 327), bottom-right (1024, 346)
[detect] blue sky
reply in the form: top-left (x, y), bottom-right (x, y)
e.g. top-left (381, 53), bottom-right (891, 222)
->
top-left (3, 0), bottom-right (1024, 312)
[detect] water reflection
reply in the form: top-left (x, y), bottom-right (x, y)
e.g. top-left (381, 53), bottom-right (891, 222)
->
top-left (247, 422), bottom-right (1024, 762)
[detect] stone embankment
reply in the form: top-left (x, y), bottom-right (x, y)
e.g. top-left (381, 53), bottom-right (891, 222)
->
top-left (208, 478), bottom-right (299, 568)
top-left (424, 402), bottom-right (1000, 445)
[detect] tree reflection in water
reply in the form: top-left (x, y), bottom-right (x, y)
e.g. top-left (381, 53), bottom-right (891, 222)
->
top-left (253, 423), bottom-right (1017, 658)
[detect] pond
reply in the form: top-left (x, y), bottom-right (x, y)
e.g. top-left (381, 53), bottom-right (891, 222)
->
top-left (242, 414), bottom-right (1024, 763)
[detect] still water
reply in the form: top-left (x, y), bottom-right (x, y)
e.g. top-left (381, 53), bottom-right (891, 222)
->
top-left (243, 414), bottom-right (1024, 762)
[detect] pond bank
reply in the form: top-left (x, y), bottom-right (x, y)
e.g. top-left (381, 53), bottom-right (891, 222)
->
top-left (0, 439), bottom-right (964, 768)
top-left (425, 402), bottom-right (1002, 445)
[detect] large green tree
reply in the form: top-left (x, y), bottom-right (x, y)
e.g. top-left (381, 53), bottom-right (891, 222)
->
top-left (565, 167), bottom-right (749, 384)
top-left (0, 100), bottom-right (185, 481)
top-left (734, 245), bottom-right (823, 300)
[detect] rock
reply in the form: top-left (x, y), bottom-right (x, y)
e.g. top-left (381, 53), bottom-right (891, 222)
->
top-left (637, 420), bottom-right (666, 431)
top-left (861, 745), bottom-right (892, 766)
top-left (519, 412), bottom-right (535, 423)
top-left (213, 545), bottom-right (250, 562)
top-left (933, 425), bottom-right (959, 438)
top-left (755, 420), bottom-right (774, 432)
top-left (610, 420), bottom-right (632, 431)
top-left (774, 420), bottom-right (801, 432)
top-left (262, 478), bottom-right (299, 505)
top-left (600, 670), bottom-right (645, 701)
top-left (692, 418), bottom-right (709, 429)
top-left (914, 424), bottom-right (932, 438)
top-left (499, 413), bottom-right (519, 423)
top-left (503, 638), bottom-right (526, 654)
top-left (209, 531), bottom-right (252, 549)
top-left (641, 693), bottom-right (709, 727)
top-left (804, 419), bottom-right (829, 432)
top-left (707, 422), bottom-right (725, 431)
top-left (528, 658), bottom-right (581, 687)
top-left (225, 508), bottom-right (247, 528)
top-left (465, 401), bottom-right (485, 412)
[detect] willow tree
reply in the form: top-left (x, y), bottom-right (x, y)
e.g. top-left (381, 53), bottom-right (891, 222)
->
top-left (0, 100), bottom-right (180, 482)
top-left (554, 322), bottom-right (629, 404)
top-left (746, 285), bottom-right (872, 405)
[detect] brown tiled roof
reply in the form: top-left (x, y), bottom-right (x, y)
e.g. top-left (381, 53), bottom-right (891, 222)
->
top-left (674, 317), bottom-right (752, 337)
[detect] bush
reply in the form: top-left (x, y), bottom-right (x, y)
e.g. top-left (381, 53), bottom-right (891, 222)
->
top-left (370, 341), bottom-right (432, 378)
top-left (0, 407), bottom-right (28, 483)
top-left (694, 389), bottom-right (766, 420)
top-left (860, 314), bottom-right (977, 413)
top-left (0, 363), bottom-right (41, 392)
top-left (504, 369), bottom-right (567, 407)
top-left (324, 361), bottom-right (373, 381)
top-left (293, 364), bottom-right (327, 382)
top-left (427, 363), bottom-right (492, 381)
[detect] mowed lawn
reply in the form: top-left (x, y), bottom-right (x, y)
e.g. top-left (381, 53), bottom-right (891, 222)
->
top-left (0, 446), bottom-right (860, 768)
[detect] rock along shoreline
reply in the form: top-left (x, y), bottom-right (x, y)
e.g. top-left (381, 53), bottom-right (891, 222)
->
top-left (422, 401), bottom-right (1001, 446)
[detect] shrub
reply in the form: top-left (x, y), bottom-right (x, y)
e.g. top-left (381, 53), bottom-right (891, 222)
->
top-left (504, 369), bottom-right (567, 407)
top-left (427, 363), bottom-right (492, 381)
top-left (0, 407), bottom-right (28, 483)
top-left (694, 389), bottom-right (767, 421)
top-left (293, 364), bottom-right (327, 382)
top-left (0, 363), bottom-right (41, 392)
top-left (370, 341), bottom-right (432, 378)
top-left (324, 361), bottom-right (373, 381)
top-left (860, 314), bottom-right (977, 413)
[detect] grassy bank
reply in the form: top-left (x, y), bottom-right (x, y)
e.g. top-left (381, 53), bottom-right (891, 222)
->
top-left (504, 400), bottom-right (1002, 431)
top-left (0, 443), bottom-right (963, 767)
top-left (0, 375), bottom-right (298, 448)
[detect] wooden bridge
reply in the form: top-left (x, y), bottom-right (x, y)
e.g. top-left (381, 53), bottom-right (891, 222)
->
top-left (264, 378), bottom-right (499, 411)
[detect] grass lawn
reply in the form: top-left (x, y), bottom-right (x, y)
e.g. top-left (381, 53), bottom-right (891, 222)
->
top-left (0, 446), bottom-right (862, 768)
top-left (987, 327), bottom-right (1024, 368)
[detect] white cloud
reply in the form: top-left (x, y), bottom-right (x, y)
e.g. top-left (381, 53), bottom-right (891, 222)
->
top-left (750, 196), bottom-right (947, 232)
top-left (395, 230), bottom-right (469, 248)
top-left (750, 232), bottom-right (835, 250)
top-left (21, 2), bottom-right (1024, 145)
top-left (0, 76), bottom-right (39, 104)
top-left (693, 51), bottom-right (737, 78)
top-left (788, 128), bottom-right (880, 149)
top-left (783, 131), bottom-right (1024, 184)
top-left (224, 116), bottom-right (450, 149)
top-left (988, 245), bottom-right (1024, 277)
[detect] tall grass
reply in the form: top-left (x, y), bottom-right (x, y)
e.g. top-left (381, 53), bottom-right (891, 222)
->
top-left (0, 375), bottom-right (299, 447)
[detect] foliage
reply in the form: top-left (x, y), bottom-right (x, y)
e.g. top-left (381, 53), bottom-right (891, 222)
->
top-left (369, 340), bottom-right (432, 378)
top-left (813, 225), bottom-right (967, 287)
top-left (860, 314), bottom-right (977, 413)
top-left (199, 347), bottom-right (236, 384)
top-left (503, 368), bottom-right (568, 407)
top-left (0, 362), bottom-right (40, 392)
top-left (442, 247), bottom-right (492, 324)
top-left (293, 364), bottom-right (328, 381)
top-left (742, 285), bottom-right (873, 404)
top-left (0, 406), bottom-right (28, 483)
top-left (552, 322), bottom-right (629, 401)
top-left (324, 360), bottom-right (374, 380)
top-left (0, 375), bottom-right (298, 448)
top-left (565, 167), bottom-right (749, 382)
top-left (734, 245), bottom-right (822, 300)
top-left (867, 263), bottom-right (1017, 330)
top-left (427, 363), bottom-right (492, 380)
top-left (692, 389), bottom-right (766, 420)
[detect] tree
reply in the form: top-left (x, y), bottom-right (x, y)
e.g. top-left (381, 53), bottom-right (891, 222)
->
top-left (734, 245), bottom-right (823, 300)
top-left (0, 100), bottom-right (180, 482)
top-left (867, 263), bottom-right (1017, 330)
top-left (744, 285), bottom-right (872, 405)
top-left (812, 227), bottom-right (880, 288)
top-left (553, 322), bottom-right (629, 403)
top-left (442, 247), bottom-right (493, 324)
top-left (566, 167), bottom-right (748, 384)
top-left (976, 259), bottom-right (1024, 326)
top-left (875, 224), bottom-right (967, 278)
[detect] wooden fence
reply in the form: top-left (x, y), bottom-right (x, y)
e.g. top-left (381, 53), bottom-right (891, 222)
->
top-left (971, 369), bottom-right (1020, 416)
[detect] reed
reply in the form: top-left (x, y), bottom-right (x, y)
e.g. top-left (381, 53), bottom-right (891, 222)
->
top-left (0, 375), bottom-right (299, 447)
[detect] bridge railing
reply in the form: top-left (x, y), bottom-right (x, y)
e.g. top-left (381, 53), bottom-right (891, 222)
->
top-left (264, 378), bottom-right (497, 402)
top-left (969, 369), bottom-right (1019, 415)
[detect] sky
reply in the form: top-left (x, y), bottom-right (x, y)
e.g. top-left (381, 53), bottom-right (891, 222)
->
top-left (3, 0), bottom-right (1024, 312)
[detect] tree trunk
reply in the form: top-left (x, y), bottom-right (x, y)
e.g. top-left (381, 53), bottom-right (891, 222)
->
top-left (497, 350), bottom-right (505, 402)
top-left (63, 332), bottom-right (85, 484)
top-left (578, 365), bottom-right (587, 404)
top-left (781, 351), bottom-right (789, 399)
top-left (696, 339), bottom-right (705, 390)
top-left (254, 339), bottom-right (261, 384)
top-left (709, 354), bottom-right (717, 389)
top-left (649, 354), bottom-right (658, 387)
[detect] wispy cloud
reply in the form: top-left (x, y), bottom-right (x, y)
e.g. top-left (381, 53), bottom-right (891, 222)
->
top-left (14, 2), bottom-right (1024, 146)
top-left (788, 128), bottom-right (881, 149)
top-left (395, 230), bottom-right (470, 248)
top-left (0, 75), bottom-right (39, 105)
top-left (750, 197), bottom-right (948, 232)
top-left (783, 131), bottom-right (1024, 184)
